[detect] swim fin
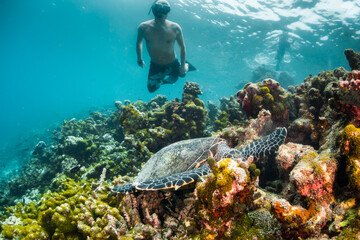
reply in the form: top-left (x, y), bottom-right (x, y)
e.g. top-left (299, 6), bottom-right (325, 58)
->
top-left (186, 61), bottom-right (197, 72)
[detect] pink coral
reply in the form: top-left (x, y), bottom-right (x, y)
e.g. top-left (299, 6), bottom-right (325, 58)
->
top-left (194, 158), bottom-right (257, 238)
top-left (337, 71), bottom-right (360, 119)
top-left (263, 78), bottom-right (281, 90)
top-left (276, 143), bottom-right (316, 172)
top-left (212, 162), bottom-right (248, 210)
top-left (289, 150), bottom-right (337, 202)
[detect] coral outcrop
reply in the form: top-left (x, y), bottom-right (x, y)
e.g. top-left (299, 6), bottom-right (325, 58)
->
top-left (341, 124), bottom-right (360, 198)
top-left (236, 78), bottom-right (290, 125)
top-left (213, 96), bottom-right (246, 131)
top-left (287, 67), bottom-right (353, 149)
top-left (337, 70), bottom-right (360, 119)
top-left (344, 48), bottom-right (360, 70)
top-left (3, 56), bottom-right (360, 239)
top-left (1, 177), bottom-right (129, 239)
top-left (119, 81), bottom-right (209, 154)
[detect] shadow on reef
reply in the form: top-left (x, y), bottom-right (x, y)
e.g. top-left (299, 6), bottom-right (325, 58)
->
top-left (1, 49), bottom-right (360, 239)
top-left (235, 64), bottom-right (295, 90)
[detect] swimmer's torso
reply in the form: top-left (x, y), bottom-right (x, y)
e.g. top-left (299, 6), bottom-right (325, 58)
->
top-left (140, 20), bottom-right (180, 65)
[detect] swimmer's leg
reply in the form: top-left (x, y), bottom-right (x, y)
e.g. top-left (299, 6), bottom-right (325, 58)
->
top-left (162, 75), bottom-right (178, 84)
top-left (147, 75), bottom-right (164, 93)
top-left (178, 63), bottom-right (189, 78)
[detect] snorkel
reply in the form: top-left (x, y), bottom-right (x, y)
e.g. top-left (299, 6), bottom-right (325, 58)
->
top-left (149, 0), bottom-right (171, 18)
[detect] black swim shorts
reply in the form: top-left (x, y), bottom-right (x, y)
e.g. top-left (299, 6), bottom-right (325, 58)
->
top-left (147, 59), bottom-right (184, 93)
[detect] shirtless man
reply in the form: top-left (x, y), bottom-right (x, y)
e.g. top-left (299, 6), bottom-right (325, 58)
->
top-left (136, 0), bottom-right (189, 93)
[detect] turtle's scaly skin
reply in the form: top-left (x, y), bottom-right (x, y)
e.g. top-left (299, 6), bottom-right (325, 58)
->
top-left (113, 127), bottom-right (287, 192)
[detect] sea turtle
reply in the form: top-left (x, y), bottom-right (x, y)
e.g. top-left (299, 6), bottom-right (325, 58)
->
top-left (113, 127), bottom-right (287, 192)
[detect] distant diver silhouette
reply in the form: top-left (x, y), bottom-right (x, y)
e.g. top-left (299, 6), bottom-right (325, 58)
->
top-left (275, 31), bottom-right (291, 71)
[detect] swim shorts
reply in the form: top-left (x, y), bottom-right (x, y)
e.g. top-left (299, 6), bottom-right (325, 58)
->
top-left (147, 59), bottom-right (184, 93)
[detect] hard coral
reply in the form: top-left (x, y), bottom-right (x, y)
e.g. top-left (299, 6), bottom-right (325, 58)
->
top-left (216, 109), bottom-right (273, 149)
top-left (253, 190), bottom-right (326, 238)
top-left (213, 96), bottom-right (246, 131)
top-left (341, 124), bottom-right (360, 198)
top-left (1, 177), bottom-right (128, 239)
top-left (194, 158), bottom-right (260, 239)
top-left (337, 71), bottom-right (360, 115)
top-left (289, 150), bottom-right (337, 202)
top-left (119, 82), bottom-right (209, 154)
top-left (276, 142), bottom-right (316, 176)
top-left (236, 79), bottom-right (289, 125)
top-left (288, 68), bottom-right (350, 148)
top-left (344, 48), bottom-right (360, 71)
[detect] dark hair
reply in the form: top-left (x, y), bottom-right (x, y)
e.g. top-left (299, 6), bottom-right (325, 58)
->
top-left (149, 0), bottom-right (171, 18)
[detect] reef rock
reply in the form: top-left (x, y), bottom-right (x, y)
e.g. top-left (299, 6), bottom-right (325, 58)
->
top-left (341, 124), bottom-right (360, 198)
top-left (288, 149), bottom-right (337, 203)
top-left (344, 48), bottom-right (360, 70)
top-left (119, 82), bottom-right (208, 154)
top-left (236, 78), bottom-right (289, 125)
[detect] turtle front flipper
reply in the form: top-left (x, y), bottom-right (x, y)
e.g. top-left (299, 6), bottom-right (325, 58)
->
top-left (236, 127), bottom-right (287, 161)
top-left (135, 165), bottom-right (211, 191)
top-left (112, 182), bottom-right (135, 193)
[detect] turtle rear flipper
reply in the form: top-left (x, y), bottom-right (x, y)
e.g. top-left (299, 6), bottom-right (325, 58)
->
top-left (238, 127), bottom-right (287, 161)
top-left (136, 165), bottom-right (211, 191)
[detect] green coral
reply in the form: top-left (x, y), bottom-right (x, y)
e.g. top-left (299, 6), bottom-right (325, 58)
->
top-left (118, 82), bottom-right (209, 154)
top-left (1, 177), bottom-right (125, 239)
top-left (214, 96), bottom-right (245, 131)
top-left (196, 159), bottom-right (237, 208)
top-left (336, 206), bottom-right (360, 240)
top-left (229, 209), bottom-right (281, 240)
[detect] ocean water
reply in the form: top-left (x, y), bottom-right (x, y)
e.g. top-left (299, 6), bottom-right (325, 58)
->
top-left (0, 0), bottom-right (359, 179)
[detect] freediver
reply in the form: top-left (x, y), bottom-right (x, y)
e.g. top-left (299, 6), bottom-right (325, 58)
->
top-left (136, 0), bottom-right (196, 93)
top-left (275, 31), bottom-right (291, 71)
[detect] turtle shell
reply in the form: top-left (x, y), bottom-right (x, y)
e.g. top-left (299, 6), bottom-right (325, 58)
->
top-left (133, 137), bottom-right (225, 185)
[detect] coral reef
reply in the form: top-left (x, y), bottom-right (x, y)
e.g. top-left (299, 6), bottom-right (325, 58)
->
top-left (344, 48), bottom-right (360, 70)
top-left (119, 81), bottom-right (209, 154)
top-left (287, 67), bottom-right (354, 149)
top-left (236, 78), bottom-right (290, 125)
top-left (0, 108), bottom-right (141, 210)
top-left (275, 141), bottom-right (337, 218)
top-left (1, 177), bottom-right (129, 239)
top-left (4, 56), bottom-right (360, 239)
top-left (337, 70), bottom-right (360, 119)
top-left (340, 124), bottom-right (360, 198)
top-left (0, 82), bottom-right (209, 211)
top-left (206, 100), bottom-right (220, 124)
top-left (213, 95), bottom-right (246, 131)
top-left (194, 158), bottom-right (264, 239)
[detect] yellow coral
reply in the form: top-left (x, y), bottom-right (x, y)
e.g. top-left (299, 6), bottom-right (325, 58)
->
top-left (341, 124), bottom-right (360, 197)
top-left (1, 177), bottom-right (124, 239)
top-left (260, 86), bottom-right (270, 94)
top-left (252, 95), bottom-right (263, 106)
top-left (342, 124), bottom-right (360, 158)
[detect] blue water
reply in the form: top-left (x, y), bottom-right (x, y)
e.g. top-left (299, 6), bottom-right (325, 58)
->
top-left (0, 0), bottom-right (359, 178)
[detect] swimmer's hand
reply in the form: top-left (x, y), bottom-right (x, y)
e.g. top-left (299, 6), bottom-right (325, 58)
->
top-left (137, 59), bottom-right (145, 68)
top-left (179, 63), bottom-right (189, 76)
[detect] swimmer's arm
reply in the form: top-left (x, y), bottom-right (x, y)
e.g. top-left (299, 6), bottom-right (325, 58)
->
top-left (175, 25), bottom-right (186, 70)
top-left (136, 25), bottom-right (145, 67)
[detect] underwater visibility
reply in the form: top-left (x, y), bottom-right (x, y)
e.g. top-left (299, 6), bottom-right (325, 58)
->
top-left (1, 0), bottom-right (360, 239)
